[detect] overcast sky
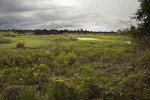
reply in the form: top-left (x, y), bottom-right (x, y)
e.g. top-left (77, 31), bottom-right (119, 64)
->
top-left (0, 0), bottom-right (139, 31)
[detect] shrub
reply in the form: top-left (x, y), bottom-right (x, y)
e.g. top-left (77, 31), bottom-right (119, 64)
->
top-left (116, 73), bottom-right (150, 100)
top-left (46, 82), bottom-right (78, 100)
top-left (2, 85), bottom-right (23, 100)
top-left (140, 50), bottom-right (150, 69)
top-left (16, 42), bottom-right (25, 49)
top-left (0, 35), bottom-right (12, 44)
top-left (3, 32), bottom-right (17, 37)
top-left (33, 64), bottom-right (50, 83)
top-left (19, 86), bottom-right (37, 100)
top-left (54, 36), bottom-right (77, 42)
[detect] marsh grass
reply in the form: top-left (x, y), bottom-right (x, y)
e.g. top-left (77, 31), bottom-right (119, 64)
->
top-left (0, 33), bottom-right (150, 99)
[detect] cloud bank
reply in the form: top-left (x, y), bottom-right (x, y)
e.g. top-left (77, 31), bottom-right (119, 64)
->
top-left (0, 0), bottom-right (139, 31)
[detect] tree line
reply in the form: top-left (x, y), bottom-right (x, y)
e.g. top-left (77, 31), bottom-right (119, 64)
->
top-left (0, 29), bottom-right (115, 35)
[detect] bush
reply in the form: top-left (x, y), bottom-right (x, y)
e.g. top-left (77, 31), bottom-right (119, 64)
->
top-left (3, 32), bottom-right (17, 37)
top-left (16, 42), bottom-right (25, 49)
top-left (2, 85), bottom-right (23, 100)
top-left (0, 35), bottom-right (12, 44)
top-left (19, 86), bottom-right (37, 100)
top-left (46, 82), bottom-right (78, 100)
top-left (32, 64), bottom-right (50, 83)
top-left (54, 36), bottom-right (77, 42)
top-left (116, 73), bottom-right (150, 100)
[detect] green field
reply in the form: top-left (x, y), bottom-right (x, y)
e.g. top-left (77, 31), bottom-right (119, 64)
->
top-left (0, 33), bottom-right (150, 100)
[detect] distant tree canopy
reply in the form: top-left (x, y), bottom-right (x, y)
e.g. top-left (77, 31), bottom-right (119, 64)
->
top-left (134, 0), bottom-right (150, 38)
top-left (0, 29), bottom-right (115, 35)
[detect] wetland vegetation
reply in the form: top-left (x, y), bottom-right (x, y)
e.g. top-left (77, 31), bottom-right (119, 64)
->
top-left (0, 32), bottom-right (150, 100)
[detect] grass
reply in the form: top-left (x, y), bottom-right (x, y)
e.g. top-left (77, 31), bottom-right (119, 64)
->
top-left (0, 32), bottom-right (150, 100)
top-left (0, 34), bottom-right (132, 50)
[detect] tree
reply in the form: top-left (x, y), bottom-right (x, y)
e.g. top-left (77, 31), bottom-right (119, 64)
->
top-left (130, 26), bottom-right (137, 37)
top-left (134, 0), bottom-right (150, 38)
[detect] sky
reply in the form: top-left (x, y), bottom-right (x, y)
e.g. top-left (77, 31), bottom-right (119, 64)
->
top-left (0, 0), bottom-right (140, 31)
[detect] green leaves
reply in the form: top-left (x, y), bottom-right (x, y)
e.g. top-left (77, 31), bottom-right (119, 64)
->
top-left (134, 0), bottom-right (150, 39)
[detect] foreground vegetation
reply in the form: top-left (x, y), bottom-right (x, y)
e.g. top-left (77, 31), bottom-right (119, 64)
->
top-left (0, 32), bottom-right (150, 100)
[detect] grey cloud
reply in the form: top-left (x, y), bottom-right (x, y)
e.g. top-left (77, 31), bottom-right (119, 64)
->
top-left (0, 0), bottom-right (140, 31)
top-left (0, 0), bottom-right (33, 12)
top-left (42, 22), bottom-right (81, 29)
top-left (118, 19), bottom-right (132, 24)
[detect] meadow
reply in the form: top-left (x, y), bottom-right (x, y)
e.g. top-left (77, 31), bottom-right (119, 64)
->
top-left (0, 32), bottom-right (150, 100)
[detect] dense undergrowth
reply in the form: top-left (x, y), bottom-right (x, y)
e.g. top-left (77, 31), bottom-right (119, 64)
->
top-left (0, 32), bottom-right (150, 100)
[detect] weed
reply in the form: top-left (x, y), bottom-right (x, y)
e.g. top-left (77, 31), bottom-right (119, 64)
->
top-left (16, 42), bottom-right (25, 49)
